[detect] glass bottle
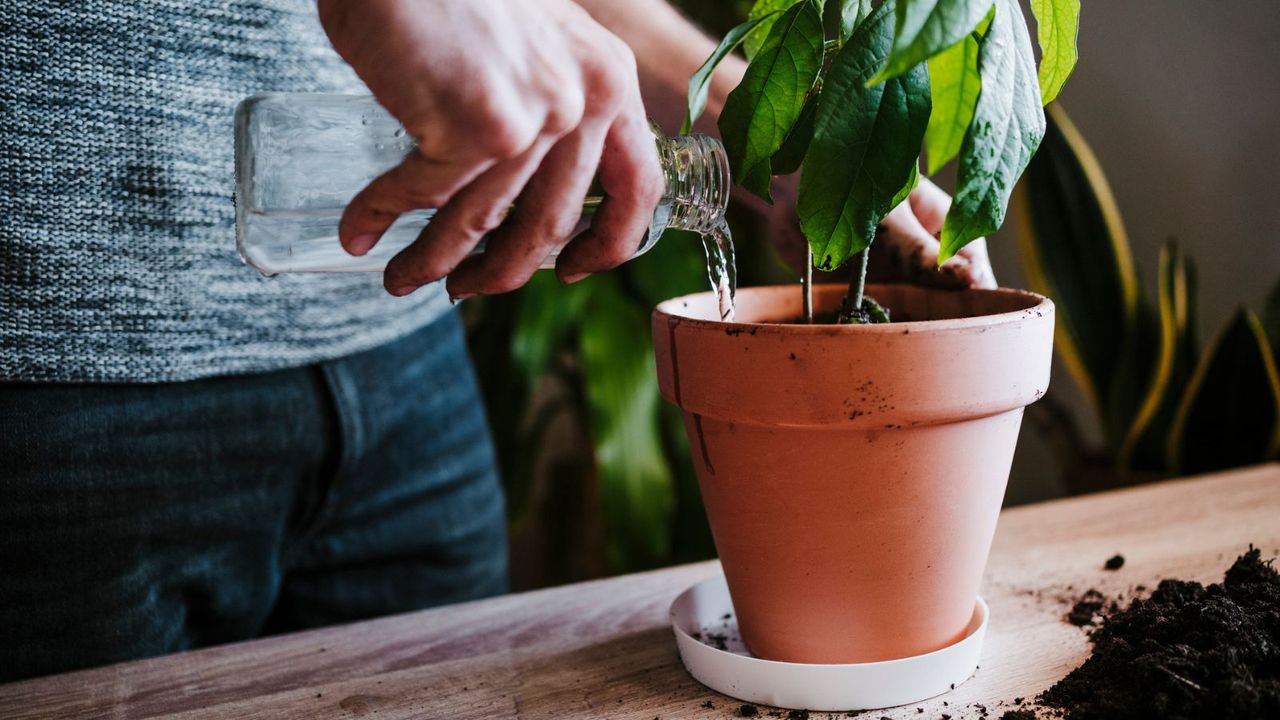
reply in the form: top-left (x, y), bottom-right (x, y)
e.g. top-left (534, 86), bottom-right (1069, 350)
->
top-left (234, 93), bottom-right (729, 275)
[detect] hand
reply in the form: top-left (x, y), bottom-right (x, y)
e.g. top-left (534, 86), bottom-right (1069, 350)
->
top-left (764, 174), bottom-right (997, 290)
top-left (318, 0), bottom-right (664, 298)
top-left (868, 177), bottom-right (997, 289)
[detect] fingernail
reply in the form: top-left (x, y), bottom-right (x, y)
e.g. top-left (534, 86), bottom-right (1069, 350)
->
top-left (390, 284), bottom-right (418, 296)
top-left (561, 272), bottom-right (588, 284)
top-left (346, 234), bottom-right (378, 256)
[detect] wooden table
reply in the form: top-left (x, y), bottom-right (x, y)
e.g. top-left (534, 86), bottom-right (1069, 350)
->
top-left (3, 465), bottom-right (1277, 720)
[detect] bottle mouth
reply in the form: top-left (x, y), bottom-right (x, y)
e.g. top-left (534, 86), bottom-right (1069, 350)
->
top-left (663, 134), bottom-right (730, 236)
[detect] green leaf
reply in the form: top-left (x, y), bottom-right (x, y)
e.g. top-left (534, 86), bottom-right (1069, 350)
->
top-left (621, 229), bottom-right (718, 567)
top-left (865, 296), bottom-right (891, 323)
top-left (682, 13), bottom-right (778, 135)
top-left (839, 0), bottom-right (874, 40)
top-left (940, 0), bottom-right (1045, 262)
top-left (720, 0), bottom-right (825, 201)
top-left (462, 292), bottom-right (531, 523)
top-left (502, 275), bottom-right (596, 523)
top-left (1103, 295), bottom-right (1158, 457)
top-left (579, 277), bottom-right (675, 571)
top-left (892, 159), bottom-right (920, 207)
top-left (1120, 240), bottom-right (1199, 472)
top-left (511, 272), bottom-right (592, 386)
top-left (1167, 309), bottom-right (1280, 475)
top-left (923, 23), bottom-right (982, 174)
top-left (1013, 104), bottom-right (1139, 424)
top-left (869, 0), bottom-right (994, 85)
top-left (771, 89), bottom-right (819, 175)
top-left (1029, 0), bottom-right (1080, 104)
top-left (798, 0), bottom-right (932, 270)
top-left (744, 0), bottom-right (804, 60)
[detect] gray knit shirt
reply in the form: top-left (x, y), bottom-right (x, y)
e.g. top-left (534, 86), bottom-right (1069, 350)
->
top-left (2, 1), bottom-right (449, 383)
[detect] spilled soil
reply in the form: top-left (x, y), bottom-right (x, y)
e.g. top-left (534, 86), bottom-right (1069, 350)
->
top-left (692, 550), bottom-right (1278, 720)
top-left (1041, 547), bottom-right (1280, 719)
top-left (1065, 589), bottom-right (1108, 627)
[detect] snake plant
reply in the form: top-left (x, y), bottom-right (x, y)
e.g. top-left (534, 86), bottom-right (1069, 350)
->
top-left (1015, 106), bottom-right (1280, 477)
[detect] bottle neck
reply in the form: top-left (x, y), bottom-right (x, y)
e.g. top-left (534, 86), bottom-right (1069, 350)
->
top-left (656, 132), bottom-right (730, 236)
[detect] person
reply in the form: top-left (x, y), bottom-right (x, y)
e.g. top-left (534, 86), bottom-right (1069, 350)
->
top-left (0, 0), bottom-right (994, 682)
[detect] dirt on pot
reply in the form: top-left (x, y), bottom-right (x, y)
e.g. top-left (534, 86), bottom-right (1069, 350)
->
top-left (1040, 547), bottom-right (1280, 719)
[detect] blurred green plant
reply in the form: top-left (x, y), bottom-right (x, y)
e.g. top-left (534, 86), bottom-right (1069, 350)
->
top-left (464, 211), bottom-right (790, 586)
top-left (1014, 105), bottom-right (1280, 486)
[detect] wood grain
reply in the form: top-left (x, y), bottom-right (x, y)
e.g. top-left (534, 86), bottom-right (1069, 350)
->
top-left (2, 464), bottom-right (1276, 720)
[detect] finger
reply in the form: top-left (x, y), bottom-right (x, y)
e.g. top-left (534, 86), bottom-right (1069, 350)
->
top-left (384, 138), bottom-right (554, 295)
top-left (956, 237), bottom-right (998, 289)
top-left (446, 118), bottom-right (611, 298)
top-left (339, 152), bottom-right (494, 256)
top-left (907, 176), bottom-right (951, 237)
top-left (879, 187), bottom-right (993, 289)
top-left (555, 95), bottom-right (663, 283)
top-left (870, 202), bottom-right (966, 290)
top-left (885, 200), bottom-right (943, 271)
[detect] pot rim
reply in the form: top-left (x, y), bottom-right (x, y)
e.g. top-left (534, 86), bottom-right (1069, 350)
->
top-left (653, 283), bottom-right (1052, 334)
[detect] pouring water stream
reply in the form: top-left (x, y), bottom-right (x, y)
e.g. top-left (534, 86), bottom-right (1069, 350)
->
top-left (701, 220), bottom-right (736, 322)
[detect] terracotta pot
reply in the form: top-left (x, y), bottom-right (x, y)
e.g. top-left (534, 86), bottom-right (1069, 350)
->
top-left (652, 283), bottom-right (1054, 663)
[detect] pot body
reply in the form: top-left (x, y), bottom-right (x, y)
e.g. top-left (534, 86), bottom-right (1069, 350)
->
top-left (652, 284), bottom-right (1054, 663)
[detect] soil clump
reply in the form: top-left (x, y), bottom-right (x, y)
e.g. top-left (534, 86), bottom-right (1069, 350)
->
top-left (1042, 547), bottom-right (1280, 719)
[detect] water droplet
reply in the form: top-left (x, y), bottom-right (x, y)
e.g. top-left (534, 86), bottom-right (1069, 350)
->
top-left (394, 128), bottom-right (405, 138)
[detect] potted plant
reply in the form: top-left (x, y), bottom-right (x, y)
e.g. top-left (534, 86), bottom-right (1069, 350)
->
top-left (652, 0), bottom-right (1078, 663)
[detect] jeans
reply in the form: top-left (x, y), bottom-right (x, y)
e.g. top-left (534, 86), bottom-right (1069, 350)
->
top-left (0, 311), bottom-right (508, 682)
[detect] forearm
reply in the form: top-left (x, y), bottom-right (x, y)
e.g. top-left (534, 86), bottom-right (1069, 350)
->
top-left (571, 0), bottom-right (745, 135)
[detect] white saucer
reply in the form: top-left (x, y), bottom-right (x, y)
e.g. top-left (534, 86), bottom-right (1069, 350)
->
top-left (670, 573), bottom-right (989, 712)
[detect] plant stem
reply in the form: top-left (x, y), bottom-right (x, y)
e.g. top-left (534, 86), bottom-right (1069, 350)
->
top-left (803, 245), bottom-right (814, 324)
top-left (848, 243), bottom-right (870, 310)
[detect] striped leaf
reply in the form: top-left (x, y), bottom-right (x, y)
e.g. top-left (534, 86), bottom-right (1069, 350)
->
top-left (1118, 241), bottom-right (1198, 471)
top-left (1167, 310), bottom-right (1280, 475)
top-left (1013, 104), bottom-right (1140, 423)
top-left (1263, 275), bottom-right (1280, 355)
top-left (1103, 297), bottom-right (1159, 455)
